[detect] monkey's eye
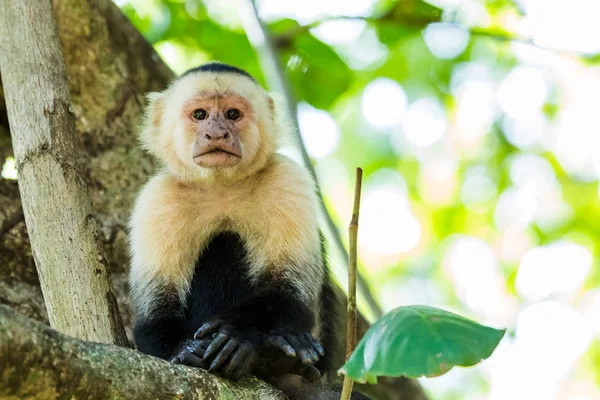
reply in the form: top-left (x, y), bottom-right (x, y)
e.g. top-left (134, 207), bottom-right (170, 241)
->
top-left (225, 108), bottom-right (242, 120)
top-left (192, 109), bottom-right (207, 120)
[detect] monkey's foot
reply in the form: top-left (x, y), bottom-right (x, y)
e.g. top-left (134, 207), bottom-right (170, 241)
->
top-left (194, 320), bottom-right (259, 381)
top-left (263, 330), bottom-right (324, 366)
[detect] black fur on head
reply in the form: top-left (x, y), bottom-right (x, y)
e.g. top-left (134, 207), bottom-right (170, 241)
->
top-left (180, 62), bottom-right (257, 83)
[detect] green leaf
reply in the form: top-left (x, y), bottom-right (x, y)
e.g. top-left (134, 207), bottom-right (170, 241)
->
top-left (283, 35), bottom-right (352, 109)
top-left (267, 18), bottom-right (301, 36)
top-left (339, 305), bottom-right (506, 383)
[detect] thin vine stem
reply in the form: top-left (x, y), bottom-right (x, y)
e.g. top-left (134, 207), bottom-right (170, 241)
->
top-left (340, 167), bottom-right (363, 400)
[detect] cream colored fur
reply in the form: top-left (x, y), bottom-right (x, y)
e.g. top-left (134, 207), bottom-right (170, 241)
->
top-left (129, 71), bottom-right (323, 317)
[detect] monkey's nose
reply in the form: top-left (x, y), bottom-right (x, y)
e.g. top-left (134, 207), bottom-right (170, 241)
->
top-left (204, 130), bottom-right (230, 140)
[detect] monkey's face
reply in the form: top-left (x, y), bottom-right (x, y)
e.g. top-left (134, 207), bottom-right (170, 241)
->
top-left (182, 95), bottom-right (251, 169)
top-left (142, 72), bottom-right (277, 183)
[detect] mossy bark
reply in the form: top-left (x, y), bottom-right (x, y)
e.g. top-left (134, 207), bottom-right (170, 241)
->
top-left (0, 305), bottom-right (285, 400)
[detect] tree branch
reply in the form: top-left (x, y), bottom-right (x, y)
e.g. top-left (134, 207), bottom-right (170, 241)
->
top-left (241, 0), bottom-right (383, 320)
top-left (0, 207), bottom-right (23, 239)
top-left (274, 15), bottom-right (600, 59)
top-left (0, 305), bottom-right (285, 400)
top-left (273, 14), bottom-right (434, 49)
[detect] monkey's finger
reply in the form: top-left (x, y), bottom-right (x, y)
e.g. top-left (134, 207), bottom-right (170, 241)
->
top-left (203, 331), bottom-right (231, 361)
top-left (226, 344), bottom-right (254, 380)
top-left (292, 333), bottom-right (319, 364)
top-left (194, 320), bottom-right (222, 339)
top-left (209, 339), bottom-right (238, 372)
top-left (285, 334), bottom-right (316, 365)
top-left (188, 340), bottom-right (208, 359)
top-left (266, 335), bottom-right (296, 357)
top-left (304, 332), bottom-right (325, 357)
top-left (178, 351), bottom-right (207, 368)
top-left (222, 350), bottom-right (245, 379)
top-left (297, 334), bottom-right (319, 364)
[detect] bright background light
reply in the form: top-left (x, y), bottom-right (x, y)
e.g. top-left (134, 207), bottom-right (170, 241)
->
top-left (297, 103), bottom-right (341, 159)
top-left (515, 241), bottom-right (592, 302)
top-left (423, 23), bottom-right (470, 59)
top-left (361, 78), bottom-right (408, 130)
top-left (401, 97), bottom-right (447, 148)
top-left (360, 172), bottom-right (422, 259)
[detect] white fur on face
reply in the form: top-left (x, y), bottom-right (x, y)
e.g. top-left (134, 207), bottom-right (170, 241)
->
top-left (139, 72), bottom-right (279, 184)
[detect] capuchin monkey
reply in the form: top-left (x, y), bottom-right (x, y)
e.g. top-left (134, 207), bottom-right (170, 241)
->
top-left (129, 62), bottom-right (371, 400)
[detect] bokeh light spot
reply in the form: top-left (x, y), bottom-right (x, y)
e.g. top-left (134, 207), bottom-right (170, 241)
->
top-left (361, 78), bottom-right (408, 131)
top-left (297, 103), bottom-right (341, 159)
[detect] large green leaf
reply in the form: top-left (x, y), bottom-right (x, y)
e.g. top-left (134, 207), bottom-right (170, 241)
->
top-left (339, 305), bottom-right (506, 383)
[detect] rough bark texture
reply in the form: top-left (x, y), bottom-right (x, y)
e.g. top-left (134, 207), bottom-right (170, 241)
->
top-left (0, 0), bottom-right (173, 338)
top-left (0, 0), bottom-right (129, 346)
top-left (0, 305), bottom-right (285, 400)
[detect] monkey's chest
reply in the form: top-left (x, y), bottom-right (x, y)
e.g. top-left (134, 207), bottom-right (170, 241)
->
top-left (184, 232), bottom-right (253, 326)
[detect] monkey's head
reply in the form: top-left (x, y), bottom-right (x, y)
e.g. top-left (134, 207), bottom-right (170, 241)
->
top-left (141, 62), bottom-right (278, 182)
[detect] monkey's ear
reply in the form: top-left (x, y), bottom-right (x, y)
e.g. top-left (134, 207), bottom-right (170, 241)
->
top-left (139, 92), bottom-right (166, 152)
top-left (267, 92), bottom-right (287, 121)
top-left (267, 94), bottom-right (275, 118)
top-left (267, 92), bottom-right (295, 144)
top-left (145, 92), bottom-right (165, 128)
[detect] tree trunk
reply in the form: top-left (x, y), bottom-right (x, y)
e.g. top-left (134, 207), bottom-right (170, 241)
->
top-left (0, 0), bottom-right (127, 346)
top-left (0, 305), bottom-right (285, 400)
top-left (0, 0), bottom-right (173, 336)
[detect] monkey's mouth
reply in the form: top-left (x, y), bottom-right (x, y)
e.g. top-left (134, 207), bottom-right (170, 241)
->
top-left (193, 146), bottom-right (242, 168)
top-left (197, 148), bottom-right (241, 157)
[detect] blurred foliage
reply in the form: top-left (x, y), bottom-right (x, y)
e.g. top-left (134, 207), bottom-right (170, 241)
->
top-left (284, 34), bottom-right (353, 109)
top-left (119, 0), bottom-right (600, 398)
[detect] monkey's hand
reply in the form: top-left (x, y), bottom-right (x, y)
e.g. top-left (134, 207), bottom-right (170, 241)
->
top-left (263, 329), bottom-right (324, 367)
top-left (170, 338), bottom-right (212, 368)
top-left (194, 319), bottom-right (260, 381)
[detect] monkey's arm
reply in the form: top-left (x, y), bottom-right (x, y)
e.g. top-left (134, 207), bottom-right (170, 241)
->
top-left (129, 175), bottom-right (212, 366)
top-left (132, 290), bottom-right (201, 363)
